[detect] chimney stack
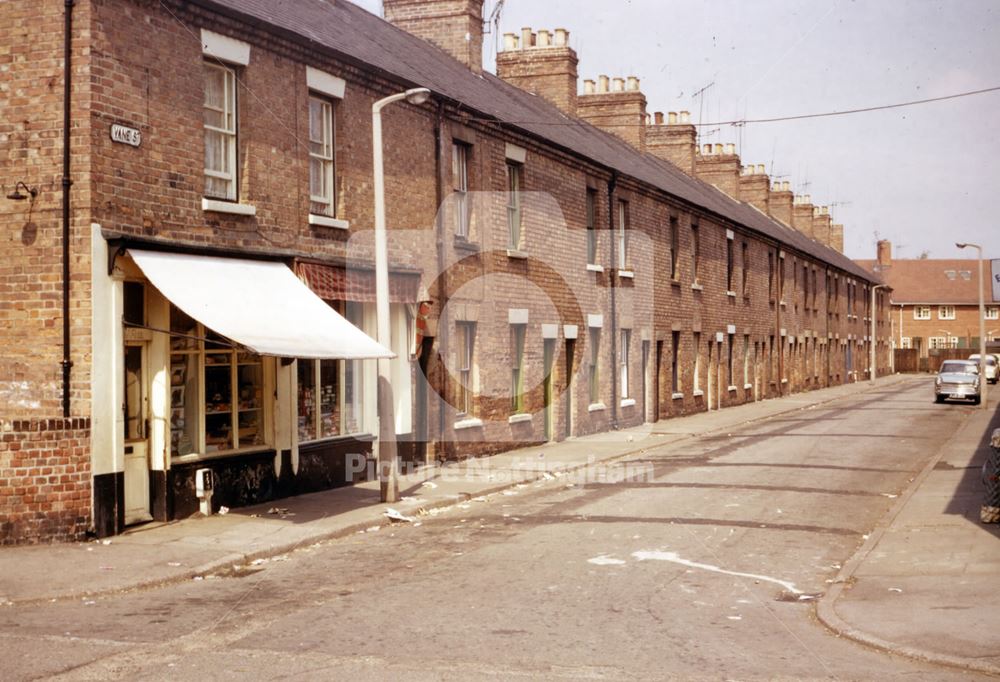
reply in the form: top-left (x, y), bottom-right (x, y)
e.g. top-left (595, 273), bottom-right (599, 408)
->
top-left (829, 224), bottom-right (844, 253)
top-left (496, 25), bottom-right (580, 115)
top-left (646, 110), bottom-right (697, 174)
top-left (383, 0), bottom-right (484, 74)
top-left (695, 140), bottom-right (741, 199)
top-left (791, 195), bottom-right (815, 237)
top-left (578, 73), bottom-right (647, 151)
top-left (812, 205), bottom-right (832, 245)
top-left (876, 239), bottom-right (892, 269)
top-left (768, 181), bottom-right (793, 226)
top-left (738, 162), bottom-right (770, 214)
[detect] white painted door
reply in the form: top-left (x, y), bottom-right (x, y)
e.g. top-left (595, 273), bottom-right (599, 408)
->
top-left (124, 342), bottom-right (151, 525)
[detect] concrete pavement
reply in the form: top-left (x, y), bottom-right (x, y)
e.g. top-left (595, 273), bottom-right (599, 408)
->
top-left (818, 384), bottom-right (1000, 675)
top-left (2, 373), bottom-right (998, 676)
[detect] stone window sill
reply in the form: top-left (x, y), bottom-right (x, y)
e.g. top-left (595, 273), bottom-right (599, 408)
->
top-left (728, 385), bottom-right (738, 392)
top-left (202, 198), bottom-right (256, 216)
top-left (744, 383), bottom-right (753, 390)
top-left (587, 402), bottom-right (606, 412)
top-left (586, 263), bottom-right (604, 273)
top-left (693, 390), bottom-right (704, 397)
top-left (454, 417), bottom-right (483, 431)
top-left (618, 269), bottom-right (635, 279)
top-left (506, 249), bottom-right (528, 260)
top-left (671, 392), bottom-right (684, 400)
top-left (691, 282), bottom-right (704, 292)
top-left (726, 290), bottom-right (737, 298)
top-left (308, 213), bottom-right (349, 230)
top-left (508, 413), bottom-right (532, 424)
top-left (620, 398), bottom-right (636, 407)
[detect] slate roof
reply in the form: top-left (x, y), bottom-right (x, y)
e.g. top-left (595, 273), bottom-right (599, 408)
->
top-left (196, 0), bottom-right (877, 282)
top-left (855, 259), bottom-right (993, 305)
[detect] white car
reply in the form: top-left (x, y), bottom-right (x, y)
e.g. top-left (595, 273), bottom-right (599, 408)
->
top-left (968, 354), bottom-right (998, 384)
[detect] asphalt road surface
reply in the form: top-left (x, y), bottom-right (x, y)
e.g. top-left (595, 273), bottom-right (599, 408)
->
top-left (2, 379), bottom-right (989, 680)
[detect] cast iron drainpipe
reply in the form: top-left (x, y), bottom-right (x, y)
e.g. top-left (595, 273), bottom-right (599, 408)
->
top-left (607, 172), bottom-right (618, 429)
top-left (61, 0), bottom-right (75, 418)
top-left (433, 101), bottom-right (446, 457)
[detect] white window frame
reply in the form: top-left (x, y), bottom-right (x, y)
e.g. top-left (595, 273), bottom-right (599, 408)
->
top-left (203, 61), bottom-right (238, 201)
top-left (588, 326), bottom-right (601, 405)
top-left (985, 306), bottom-right (999, 320)
top-left (456, 321), bottom-right (475, 416)
top-left (452, 142), bottom-right (470, 237)
top-left (586, 189), bottom-right (598, 265)
top-left (308, 95), bottom-right (336, 217)
top-left (510, 323), bottom-right (527, 414)
top-left (913, 306), bottom-right (931, 320)
top-left (938, 305), bottom-right (956, 320)
top-left (617, 200), bottom-right (629, 270)
top-left (506, 161), bottom-right (523, 249)
top-left (619, 328), bottom-right (631, 399)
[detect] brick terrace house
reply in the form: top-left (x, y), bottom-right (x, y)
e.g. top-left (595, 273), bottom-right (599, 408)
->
top-left (857, 240), bottom-right (998, 357)
top-left (1, 0), bottom-right (892, 544)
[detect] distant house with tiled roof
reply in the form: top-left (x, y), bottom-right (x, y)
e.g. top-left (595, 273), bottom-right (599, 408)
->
top-left (856, 241), bottom-right (998, 356)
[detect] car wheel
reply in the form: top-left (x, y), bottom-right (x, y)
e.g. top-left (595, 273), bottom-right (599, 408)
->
top-left (973, 396), bottom-right (981, 405)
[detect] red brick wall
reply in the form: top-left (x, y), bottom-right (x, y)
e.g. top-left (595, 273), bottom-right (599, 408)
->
top-left (0, 418), bottom-right (91, 544)
top-left (0, 0), bottom-right (93, 419)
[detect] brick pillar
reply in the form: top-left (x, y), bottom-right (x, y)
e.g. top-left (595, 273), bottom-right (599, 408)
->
top-left (791, 195), bottom-right (815, 237)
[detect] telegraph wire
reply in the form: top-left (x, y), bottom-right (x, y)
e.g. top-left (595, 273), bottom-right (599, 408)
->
top-left (470, 85), bottom-right (1000, 128)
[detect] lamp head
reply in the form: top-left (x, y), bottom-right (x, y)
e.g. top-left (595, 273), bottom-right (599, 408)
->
top-left (404, 87), bottom-right (431, 105)
top-left (956, 242), bottom-right (968, 249)
top-left (5, 181), bottom-right (37, 201)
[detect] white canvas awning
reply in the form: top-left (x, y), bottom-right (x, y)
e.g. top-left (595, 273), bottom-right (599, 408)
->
top-left (129, 249), bottom-right (393, 360)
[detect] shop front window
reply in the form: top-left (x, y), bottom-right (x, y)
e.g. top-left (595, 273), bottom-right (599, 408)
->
top-left (297, 359), bottom-right (341, 442)
top-left (169, 305), bottom-right (266, 457)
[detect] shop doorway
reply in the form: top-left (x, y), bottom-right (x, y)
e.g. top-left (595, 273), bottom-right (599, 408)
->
top-left (123, 341), bottom-right (152, 525)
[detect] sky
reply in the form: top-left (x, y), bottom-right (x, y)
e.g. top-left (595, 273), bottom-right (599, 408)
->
top-left (357, 0), bottom-right (1000, 261)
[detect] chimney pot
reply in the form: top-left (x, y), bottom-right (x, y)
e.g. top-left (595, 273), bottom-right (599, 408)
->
top-left (612, 77), bottom-right (625, 92)
top-left (714, 143), bottom-right (724, 154)
top-left (756, 164), bottom-right (765, 175)
top-left (667, 111), bottom-right (678, 124)
top-left (521, 27), bottom-right (533, 47)
top-left (626, 76), bottom-right (640, 91)
top-left (554, 28), bottom-right (568, 46)
top-left (583, 79), bottom-right (596, 94)
top-left (724, 142), bottom-right (735, 155)
top-left (781, 181), bottom-right (790, 191)
top-left (703, 144), bottom-right (713, 155)
top-left (503, 32), bottom-right (517, 51)
top-left (645, 113), bottom-right (651, 125)
top-left (598, 75), bottom-right (609, 92)
top-left (679, 110), bottom-right (690, 123)
top-left (537, 29), bottom-right (551, 47)
top-left (655, 111), bottom-right (664, 125)
top-left (804, 194), bottom-right (811, 204)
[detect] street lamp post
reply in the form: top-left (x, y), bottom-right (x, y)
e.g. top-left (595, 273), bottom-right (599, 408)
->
top-left (956, 242), bottom-right (987, 409)
top-left (870, 284), bottom-right (886, 384)
top-left (372, 86), bottom-right (431, 502)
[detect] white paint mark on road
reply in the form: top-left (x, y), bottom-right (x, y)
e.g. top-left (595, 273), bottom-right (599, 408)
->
top-left (588, 555), bottom-right (627, 566)
top-left (632, 550), bottom-right (802, 594)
